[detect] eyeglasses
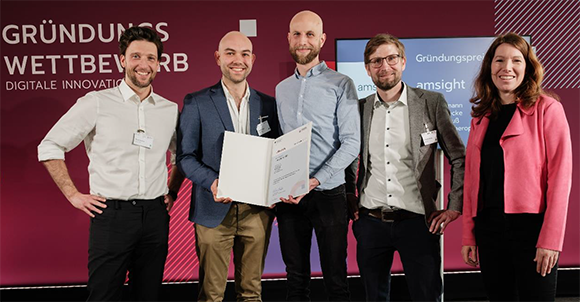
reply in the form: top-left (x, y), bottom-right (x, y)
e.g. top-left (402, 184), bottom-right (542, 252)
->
top-left (367, 54), bottom-right (401, 68)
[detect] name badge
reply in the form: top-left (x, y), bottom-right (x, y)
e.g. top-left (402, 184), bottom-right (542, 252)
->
top-left (257, 117), bottom-right (271, 136)
top-left (133, 130), bottom-right (154, 149)
top-left (421, 130), bottom-right (438, 145)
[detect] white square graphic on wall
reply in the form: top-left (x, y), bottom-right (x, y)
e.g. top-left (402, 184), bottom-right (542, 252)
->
top-left (240, 20), bottom-right (257, 37)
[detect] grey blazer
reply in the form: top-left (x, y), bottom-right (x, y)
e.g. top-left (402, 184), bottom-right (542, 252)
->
top-left (346, 86), bottom-right (465, 222)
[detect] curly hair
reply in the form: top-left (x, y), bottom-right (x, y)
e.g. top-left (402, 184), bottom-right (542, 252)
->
top-left (119, 26), bottom-right (163, 61)
top-left (470, 33), bottom-right (545, 118)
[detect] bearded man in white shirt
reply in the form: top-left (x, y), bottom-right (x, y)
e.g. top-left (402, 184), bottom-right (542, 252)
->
top-left (38, 26), bottom-right (183, 301)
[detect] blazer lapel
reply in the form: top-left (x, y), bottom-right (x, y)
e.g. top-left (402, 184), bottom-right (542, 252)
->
top-left (361, 94), bottom-right (374, 169)
top-left (501, 104), bottom-right (526, 140)
top-left (248, 88), bottom-right (261, 136)
top-left (472, 116), bottom-right (490, 150)
top-left (210, 82), bottom-right (235, 132)
top-left (407, 87), bottom-right (428, 169)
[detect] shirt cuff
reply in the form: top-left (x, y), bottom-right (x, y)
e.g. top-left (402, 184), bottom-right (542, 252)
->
top-left (313, 169), bottom-right (332, 187)
top-left (37, 143), bottom-right (66, 162)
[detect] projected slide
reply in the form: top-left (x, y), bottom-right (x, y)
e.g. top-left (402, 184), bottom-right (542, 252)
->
top-left (336, 36), bottom-right (530, 145)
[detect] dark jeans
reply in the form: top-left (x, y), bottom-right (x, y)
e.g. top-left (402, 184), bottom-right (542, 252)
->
top-left (474, 209), bottom-right (558, 301)
top-left (276, 184), bottom-right (350, 301)
top-left (353, 213), bottom-right (442, 302)
top-left (87, 197), bottom-right (170, 301)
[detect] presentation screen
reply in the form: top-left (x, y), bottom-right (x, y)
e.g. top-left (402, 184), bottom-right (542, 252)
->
top-left (336, 36), bottom-right (531, 145)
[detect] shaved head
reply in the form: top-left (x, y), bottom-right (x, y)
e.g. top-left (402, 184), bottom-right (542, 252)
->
top-left (215, 31), bottom-right (255, 85)
top-left (287, 10), bottom-right (326, 66)
top-left (218, 31), bottom-right (253, 53)
top-left (290, 10), bottom-right (324, 35)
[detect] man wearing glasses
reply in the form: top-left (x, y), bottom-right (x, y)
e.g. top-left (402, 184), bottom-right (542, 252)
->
top-left (346, 34), bottom-right (465, 301)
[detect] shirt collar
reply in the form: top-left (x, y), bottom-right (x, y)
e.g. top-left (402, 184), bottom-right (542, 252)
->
top-left (294, 61), bottom-right (328, 79)
top-left (119, 79), bottom-right (157, 104)
top-left (221, 80), bottom-right (251, 102)
top-left (374, 82), bottom-right (408, 108)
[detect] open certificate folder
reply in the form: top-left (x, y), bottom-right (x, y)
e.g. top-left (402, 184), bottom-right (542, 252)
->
top-left (217, 122), bottom-right (312, 207)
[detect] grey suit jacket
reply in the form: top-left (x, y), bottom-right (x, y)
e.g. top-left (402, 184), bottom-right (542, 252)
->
top-left (346, 85), bottom-right (465, 222)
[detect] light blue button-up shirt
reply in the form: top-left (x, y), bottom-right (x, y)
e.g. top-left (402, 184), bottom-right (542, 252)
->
top-left (276, 61), bottom-right (361, 190)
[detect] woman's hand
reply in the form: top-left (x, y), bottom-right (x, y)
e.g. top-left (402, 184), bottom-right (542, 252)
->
top-left (534, 248), bottom-right (559, 277)
top-left (461, 245), bottom-right (479, 267)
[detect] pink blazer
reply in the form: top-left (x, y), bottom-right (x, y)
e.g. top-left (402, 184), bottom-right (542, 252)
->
top-left (462, 95), bottom-right (572, 251)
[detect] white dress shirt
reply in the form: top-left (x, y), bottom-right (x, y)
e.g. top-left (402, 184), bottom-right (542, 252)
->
top-left (38, 80), bottom-right (178, 200)
top-left (361, 84), bottom-right (424, 214)
top-left (222, 80), bottom-right (250, 134)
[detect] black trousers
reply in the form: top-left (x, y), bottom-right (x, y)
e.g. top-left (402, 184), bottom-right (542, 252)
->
top-left (87, 196), bottom-right (170, 301)
top-left (353, 213), bottom-right (442, 302)
top-left (474, 209), bottom-right (558, 301)
top-left (276, 185), bottom-right (350, 301)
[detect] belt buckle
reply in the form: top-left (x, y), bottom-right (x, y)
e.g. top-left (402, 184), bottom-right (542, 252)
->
top-left (380, 208), bottom-right (395, 223)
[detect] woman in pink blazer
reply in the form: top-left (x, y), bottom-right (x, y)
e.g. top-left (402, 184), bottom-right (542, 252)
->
top-left (461, 33), bottom-right (572, 301)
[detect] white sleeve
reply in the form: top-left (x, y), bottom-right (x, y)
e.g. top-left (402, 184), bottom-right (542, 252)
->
top-left (37, 93), bottom-right (98, 161)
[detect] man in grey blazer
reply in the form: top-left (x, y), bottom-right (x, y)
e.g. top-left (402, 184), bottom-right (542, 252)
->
top-left (346, 34), bottom-right (465, 301)
top-left (177, 31), bottom-right (279, 302)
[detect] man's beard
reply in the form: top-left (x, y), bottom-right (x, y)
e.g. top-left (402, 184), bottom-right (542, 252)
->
top-left (373, 71), bottom-right (401, 91)
top-left (127, 68), bottom-right (155, 88)
top-left (290, 45), bottom-right (321, 65)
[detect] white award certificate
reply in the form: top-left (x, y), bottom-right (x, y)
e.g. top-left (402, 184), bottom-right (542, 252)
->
top-left (217, 122), bottom-right (312, 207)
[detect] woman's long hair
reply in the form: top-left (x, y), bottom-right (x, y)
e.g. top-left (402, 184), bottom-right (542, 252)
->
top-left (470, 33), bottom-right (545, 118)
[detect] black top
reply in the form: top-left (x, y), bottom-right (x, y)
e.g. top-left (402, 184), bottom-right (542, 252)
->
top-left (478, 103), bottom-right (517, 211)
